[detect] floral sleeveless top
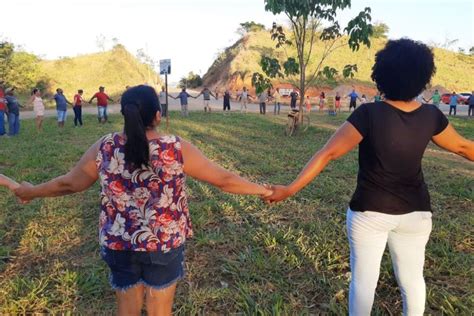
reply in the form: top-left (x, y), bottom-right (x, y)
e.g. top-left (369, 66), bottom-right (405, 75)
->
top-left (96, 133), bottom-right (193, 252)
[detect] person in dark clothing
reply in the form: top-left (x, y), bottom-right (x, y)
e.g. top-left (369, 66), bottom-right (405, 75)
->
top-left (290, 90), bottom-right (298, 109)
top-left (73, 89), bottom-right (84, 127)
top-left (223, 90), bottom-right (231, 112)
top-left (264, 38), bottom-right (474, 315)
top-left (468, 91), bottom-right (474, 117)
top-left (5, 88), bottom-right (23, 136)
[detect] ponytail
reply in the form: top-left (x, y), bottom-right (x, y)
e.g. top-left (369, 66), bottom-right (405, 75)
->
top-left (120, 85), bottom-right (161, 167)
top-left (123, 105), bottom-right (149, 167)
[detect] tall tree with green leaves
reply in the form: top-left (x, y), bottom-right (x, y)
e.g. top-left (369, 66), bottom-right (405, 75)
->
top-left (0, 42), bottom-right (15, 80)
top-left (253, 0), bottom-right (373, 119)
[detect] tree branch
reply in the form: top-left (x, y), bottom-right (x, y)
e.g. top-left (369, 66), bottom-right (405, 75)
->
top-left (304, 19), bottom-right (321, 68)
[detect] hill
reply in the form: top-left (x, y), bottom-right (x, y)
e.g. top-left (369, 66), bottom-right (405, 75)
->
top-left (39, 45), bottom-right (161, 101)
top-left (203, 30), bottom-right (474, 96)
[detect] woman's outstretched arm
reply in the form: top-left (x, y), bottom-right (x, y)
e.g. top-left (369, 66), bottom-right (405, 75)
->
top-left (181, 139), bottom-right (272, 197)
top-left (14, 141), bottom-right (101, 201)
top-left (264, 122), bottom-right (363, 203)
top-left (0, 174), bottom-right (20, 190)
top-left (432, 124), bottom-right (474, 161)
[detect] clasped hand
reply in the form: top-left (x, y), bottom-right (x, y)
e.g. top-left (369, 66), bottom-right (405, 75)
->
top-left (261, 184), bottom-right (292, 204)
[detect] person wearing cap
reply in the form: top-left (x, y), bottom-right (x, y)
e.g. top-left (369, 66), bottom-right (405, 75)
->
top-left (53, 88), bottom-right (73, 128)
top-left (89, 86), bottom-right (114, 123)
top-left (5, 87), bottom-right (23, 136)
top-left (0, 81), bottom-right (7, 136)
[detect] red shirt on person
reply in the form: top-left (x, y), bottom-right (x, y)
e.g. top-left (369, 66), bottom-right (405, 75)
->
top-left (0, 89), bottom-right (6, 111)
top-left (74, 94), bottom-right (83, 106)
top-left (94, 92), bottom-right (110, 106)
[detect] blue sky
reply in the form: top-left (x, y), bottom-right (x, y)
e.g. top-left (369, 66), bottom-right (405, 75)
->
top-left (1, 0), bottom-right (472, 81)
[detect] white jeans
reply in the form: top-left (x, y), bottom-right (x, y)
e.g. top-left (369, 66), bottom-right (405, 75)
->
top-left (346, 209), bottom-right (432, 316)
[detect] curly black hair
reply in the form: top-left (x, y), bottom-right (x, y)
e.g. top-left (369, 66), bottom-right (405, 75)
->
top-left (371, 38), bottom-right (436, 101)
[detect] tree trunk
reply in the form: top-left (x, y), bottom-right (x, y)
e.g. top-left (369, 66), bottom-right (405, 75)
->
top-left (298, 43), bottom-right (305, 122)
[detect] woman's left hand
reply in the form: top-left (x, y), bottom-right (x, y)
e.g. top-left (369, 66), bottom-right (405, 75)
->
top-left (13, 181), bottom-right (35, 204)
top-left (262, 185), bottom-right (292, 203)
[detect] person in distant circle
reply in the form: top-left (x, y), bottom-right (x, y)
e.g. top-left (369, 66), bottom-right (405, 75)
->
top-left (195, 86), bottom-right (216, 113)
top-left (5, 87), bottom-right (23, 135)
top-left (290, 89), bottom-right (298, 110)
top-left (73, 89), bottom-right (85, 127)
top-left (335, 92), bottom-right (342, 113)
top-left (170, 88), bottom-right (192, 116)
top-left (448, 92), bottom-right (458, 116)
top-left (0, 81), bottom-right (7, 136)
top-left (53, 88), bottom-right (72, 128)
top-left (223, 89), bottom-right (231, 112)
top-left (89, 86), bottom-right (114, 123)
top-left (467, 91), bottom-right (474, 117)
top-left (27, 88), bottom-right (45, 131)
top-left (426, 89), bottom-right (441, 108)
top-left (159, 86), bottom-right (168, 117)
top-left (318, 92), bottom-right (325, 111)
top-left (346, 88), bottom-right (361, 111)
top-left (239, 87), bottom-right (252, 113)
top-left (273, 88), bottom-right (282, 115)
top-left (373, 91), bottom-right (383, 102)
top-left (258, 89), bottom-right (269, 115)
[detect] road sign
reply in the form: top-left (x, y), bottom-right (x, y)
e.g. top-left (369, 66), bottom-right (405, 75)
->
top-left (160, 59), bottom-right (171, 75)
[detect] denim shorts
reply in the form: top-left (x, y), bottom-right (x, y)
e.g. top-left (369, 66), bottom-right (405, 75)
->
top-left (57, 110), bottom-right (67, 122)
top-left (97, 106), bottom-right (107, 119)
top-left (100, 245), bottom-right (185, 291)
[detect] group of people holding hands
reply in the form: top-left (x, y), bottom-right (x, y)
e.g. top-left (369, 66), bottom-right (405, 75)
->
top-left (0, 84), bottom-right (115, 135)
top-left (0, 39), bottom-right (473, 315)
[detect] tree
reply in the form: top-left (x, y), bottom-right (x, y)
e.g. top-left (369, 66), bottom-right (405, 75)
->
top-left (237, 21), bottom-right (266, 35)
top-left (0, 41), bottom-right (15, 80)
top-left (371, 22), bottom-right (389, 38)
top-left (0, 41), bottom-right (44, 93)
top-left (179, 72), bottom-right (203, 89)
top-left (253, 0), bottom-right (373, 120)
top-left (470, 46), bottom-right (474, 56)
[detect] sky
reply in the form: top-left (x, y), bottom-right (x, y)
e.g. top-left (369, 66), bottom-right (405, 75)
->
top-left (1, 0), bottom-right (473, 82)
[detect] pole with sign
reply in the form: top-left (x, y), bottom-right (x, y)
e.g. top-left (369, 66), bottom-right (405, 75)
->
top-left (159, 59), bottom-right (171, 130)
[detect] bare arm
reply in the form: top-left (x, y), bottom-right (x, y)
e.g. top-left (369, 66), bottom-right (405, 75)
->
top-left (0, 174), bottom-right (20, 190)
top-left (432, 124), bottom-right (474, 161)
top-left (181, 139), bottom-right (271, 196)
top-left (265, 122), bottom-right (363, 202)
top-left (27, 95), bottom-right (35, 106)
top-left (88, 95), bottom-right (97, 103)
top-left (14, 141), bottom-right (101, 201)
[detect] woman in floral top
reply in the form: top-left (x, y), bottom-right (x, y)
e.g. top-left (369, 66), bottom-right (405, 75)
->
top-left (14, 85), bottom-right (272, 316)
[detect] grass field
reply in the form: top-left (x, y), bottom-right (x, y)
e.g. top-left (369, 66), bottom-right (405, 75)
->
top-left (0, 111), bottom-right (472, 314)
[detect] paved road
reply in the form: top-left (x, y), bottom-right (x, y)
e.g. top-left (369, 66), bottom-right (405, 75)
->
top-left (18, 96), bottom-right (472, 120)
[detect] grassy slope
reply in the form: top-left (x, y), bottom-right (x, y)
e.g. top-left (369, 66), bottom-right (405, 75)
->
top-left (0, 112), bottom-right (472, 314)
top-left (204, 30), bottom-right (474, 92)
top-left (39, 46), bottom-right (161, 104)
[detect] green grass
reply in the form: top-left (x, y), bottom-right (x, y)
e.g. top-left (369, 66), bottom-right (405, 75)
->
top-left (0, 112), bottom-right (472, 314)
top-left (204, 30), bottom-right (474, 93)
